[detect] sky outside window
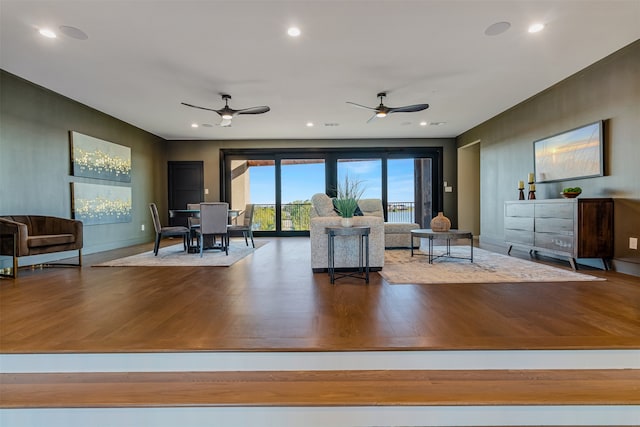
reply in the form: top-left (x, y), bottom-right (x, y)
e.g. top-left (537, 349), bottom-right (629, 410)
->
top-left (249, 158), bottom-right (415, 204)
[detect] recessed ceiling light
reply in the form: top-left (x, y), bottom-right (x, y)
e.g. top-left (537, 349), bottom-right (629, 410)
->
top-left (39, 28), bottom-right (57, 38)
top-left (306, 122), bottom-right (314, 127)
top-left (528, 23), bottom-right (545, 33)
top-left (59, 25), bottom-right (88, 40)
top-left (484, 21), bottom-right (511, 36)
top-left (191, 123), bottom-right (199, 128)
top-left (287, 26), bottom-right (301, 37)
top-left (420, 121), bottom-right (428, 126)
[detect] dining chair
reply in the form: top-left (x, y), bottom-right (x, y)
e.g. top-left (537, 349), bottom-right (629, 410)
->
top-left (196, 202), bottom-right (229, 256)
top-left (186, 202), bottom-right (202, 247)
top-left (228, 204), bottom-right (255, 247)
top-left (149, 203), bottom-right (190, 256)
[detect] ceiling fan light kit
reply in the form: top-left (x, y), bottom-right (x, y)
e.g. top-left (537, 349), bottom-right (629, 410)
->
top-left (347, 92), bottom-right (429, 122)
top-left (181, 94), bottom-right (270, 127)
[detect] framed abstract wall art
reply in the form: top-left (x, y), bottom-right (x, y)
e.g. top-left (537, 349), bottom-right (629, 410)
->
top-left (70, 131), bottom-right (131, 182)
top-left (71, 182), bottom-right (132, 225)
top-left (533, 121), bottom-right (604, 183)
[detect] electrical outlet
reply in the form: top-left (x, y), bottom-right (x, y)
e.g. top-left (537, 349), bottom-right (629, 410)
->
top-left (630, 237), bottom-right (638, 250)
top-left (141, 224), bottom-right (145, 231)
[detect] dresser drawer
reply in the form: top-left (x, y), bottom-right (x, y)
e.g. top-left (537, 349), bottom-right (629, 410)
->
top-left (535, 217), bottom-right (574, 234)
top-left (505, 203), bottom-right (534, 217)
top-left (505, 216), bottom-right (534, 231)
top-left (505, 229), bottom-right (534, 245)
top-left (535, 202), bottom-right (574, 219)
top-left (534, 232), bottom-right (574, 254)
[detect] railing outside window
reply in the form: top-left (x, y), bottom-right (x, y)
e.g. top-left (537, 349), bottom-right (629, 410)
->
top-left (252, 203), bottom-right (313, 231)
top-left (387, 201), bottom-right (415, 223)
top-left (252, 204), bottom-right (276, 231)
top-left (281, 202), bottom-right (312, 231)
top-left (253, 201), bottom-right (415, 231)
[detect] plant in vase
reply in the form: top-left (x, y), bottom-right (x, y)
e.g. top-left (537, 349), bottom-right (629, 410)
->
top-left (561, 186), bottom-right (582, 198)
top-left (333, 174), bottom-right (366, 227)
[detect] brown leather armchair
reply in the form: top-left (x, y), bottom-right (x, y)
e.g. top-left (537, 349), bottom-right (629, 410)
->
top-left (0, 215), bottom-right (83, 278)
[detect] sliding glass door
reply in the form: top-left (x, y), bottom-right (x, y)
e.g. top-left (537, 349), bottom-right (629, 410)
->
top-left (281, 159), bottom-right (325, 231)
top-left (387, 158), bottom-right (415, 223)
top-left (230, 159), bottom-right (275, 231)
top-left (222, 147), bottom-right (442, 236)
top-left (337, 158), bottom-right (382, 199)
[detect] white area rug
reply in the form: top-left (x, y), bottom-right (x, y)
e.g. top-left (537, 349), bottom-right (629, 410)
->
top-left (95, 240), bottom-right (268, 267)
top-left (380, 246), bottom-right (605, 284)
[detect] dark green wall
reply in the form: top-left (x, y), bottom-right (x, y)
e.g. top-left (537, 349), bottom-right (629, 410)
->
top-left (0, 70), bottom-right (166, 262)
top-left (457, 40), bottom-right (640, 275)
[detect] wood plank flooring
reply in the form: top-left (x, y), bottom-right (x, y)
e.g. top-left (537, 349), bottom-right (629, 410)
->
top-left (2, 369), bottom-right (639, 408)
top-left (1, 237), bottom-right (639, 353)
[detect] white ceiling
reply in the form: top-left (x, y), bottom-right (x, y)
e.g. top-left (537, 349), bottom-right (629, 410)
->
top-left (1, 1), bottom-right (639, 141)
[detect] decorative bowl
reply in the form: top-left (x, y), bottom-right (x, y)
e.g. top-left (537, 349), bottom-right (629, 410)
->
top-left (561, 191), bottom-right (581, 198)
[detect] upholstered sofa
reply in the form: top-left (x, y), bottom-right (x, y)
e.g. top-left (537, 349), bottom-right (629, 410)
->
top-left (310, 193), bottom-right (385, 272)
top-left (0, 215), bottom-right (83, 277)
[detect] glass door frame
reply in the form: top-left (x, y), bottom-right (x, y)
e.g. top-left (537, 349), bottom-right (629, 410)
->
top-left (221, 150), bottom-right (328, 236)
top-left (220, 146), bottom-right (443, 236)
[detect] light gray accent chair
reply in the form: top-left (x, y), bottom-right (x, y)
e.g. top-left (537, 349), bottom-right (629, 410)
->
top-left (228, 204), bottom-right (255, 248)
top-left (186, 202), bottom-right (202, 246)
top-left (384, 221), bottom-right (420, 248)
top-left (197, 202), bottom-right (229, 256)
top-left (352, 198), bottom-right (419, 248)
top-left (149, 203), bottom-right (190, 256)
top-left (309, 193), bottom-right (385, 272)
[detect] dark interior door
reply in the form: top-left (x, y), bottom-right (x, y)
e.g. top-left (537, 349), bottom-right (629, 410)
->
top-left (168, 161), bottom-right (204, 226)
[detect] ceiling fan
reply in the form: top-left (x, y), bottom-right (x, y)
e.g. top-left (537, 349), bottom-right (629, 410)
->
top-left (181, 94), bottom-right (270, 127)
top-left (346, 92), bottom-right (429, 122)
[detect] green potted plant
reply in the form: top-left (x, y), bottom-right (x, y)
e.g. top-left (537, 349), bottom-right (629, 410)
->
top-left (333, 174), bottom-right (366, 227)
top-left (561, 186), bottom-right (582, 198)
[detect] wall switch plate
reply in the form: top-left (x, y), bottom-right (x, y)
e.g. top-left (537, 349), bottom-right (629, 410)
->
top-left (445, 186), bottom-right (453, 193)
top-left (630, 237), bottom-right (638, 250)
top-left (204, 188), bottom-right (209, 195)
top-left (141, 224), bottom-right (145, 231)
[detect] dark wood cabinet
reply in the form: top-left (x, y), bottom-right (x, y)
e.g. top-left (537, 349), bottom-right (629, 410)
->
top-left (504, 198), bottom-right (613, 270)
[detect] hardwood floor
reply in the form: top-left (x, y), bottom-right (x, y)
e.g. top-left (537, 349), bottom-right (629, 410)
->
top-left (1, 237), bottom-right (639, 353)
top-left (3, 369), bottom-right (639, 408)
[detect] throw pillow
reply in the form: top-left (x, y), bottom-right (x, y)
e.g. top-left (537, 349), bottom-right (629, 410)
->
top-left (311, 193), bottom-right (338, 217)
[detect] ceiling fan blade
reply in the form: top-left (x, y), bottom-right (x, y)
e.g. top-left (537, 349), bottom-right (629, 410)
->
top-left (388, 103), bottom-right (430, 113)
top-left (346, 101), bottom-right (377, 111)
top-left (181, 102), bottom-right (221, 113)
top-left (237, 106), bottom-right (270, 115)
top-left (219, 118), bottom-right (232, 127)
top-left (366, 114), bottom-right (378, 123)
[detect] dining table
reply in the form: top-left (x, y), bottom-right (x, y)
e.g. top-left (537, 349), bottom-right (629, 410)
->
top-left (169, 208), bottom-right (242, 253)
top-left (169, 208), bottom-right (241, 224)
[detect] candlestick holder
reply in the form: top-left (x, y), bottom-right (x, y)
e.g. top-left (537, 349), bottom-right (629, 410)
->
top-left (518, 188), bottom-right (525, 200)
top-left (527, 181), bottom-right (536, 200)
